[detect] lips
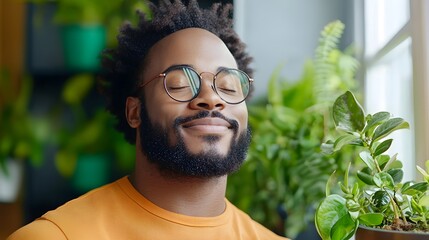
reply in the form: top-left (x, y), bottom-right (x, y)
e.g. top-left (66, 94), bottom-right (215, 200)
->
top-left (182, 117), bottom-right (231, 128)
top-left (182, 118), bottom-right (232, 133)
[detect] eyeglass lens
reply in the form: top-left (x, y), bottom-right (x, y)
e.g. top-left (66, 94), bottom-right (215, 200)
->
top-left (164, 67), bottom-right (250, 103)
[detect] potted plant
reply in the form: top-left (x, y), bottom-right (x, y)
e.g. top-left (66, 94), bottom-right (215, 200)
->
top-left (52, 74), bottom-right (134, 193)
top-left (227, 20), bottom-right (360, 239)
top-left (0, 68), bottom-right (47, 202)
top-left (30, 0), bottom-right (150, 70)
top-left (315, 90), bottom-right (429, 239)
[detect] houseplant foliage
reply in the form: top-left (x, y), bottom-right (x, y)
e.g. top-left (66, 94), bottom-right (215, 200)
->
top-left (315, 91), bottom-right (429, 240)
top-left (0, 68), bottom-right (49, 201)
top-left (30, 0), bottom-right (151, 47)
top-left (52, 74), bottom-right (134, 189)
top-left (227, 20), bottom-right (359, 238)
top-left (30, 0), bottom-right (151, 70)
top-left (0, 68), bottom-right (45, 174)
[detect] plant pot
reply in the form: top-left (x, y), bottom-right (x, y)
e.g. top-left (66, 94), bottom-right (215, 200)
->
top-left (356, 225), bottom-right (429, 240)
top-left (60, 24), bottom-right (106, 71)
top-left (0, 159), bottom-right (23, 203)
top-left (71, 153), bottom-right (110, 193)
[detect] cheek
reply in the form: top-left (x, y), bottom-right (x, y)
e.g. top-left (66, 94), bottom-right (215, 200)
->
top-left (143, 86), bottom-right (178, 129)
top-left (235, 104), bottom-right (248, 132)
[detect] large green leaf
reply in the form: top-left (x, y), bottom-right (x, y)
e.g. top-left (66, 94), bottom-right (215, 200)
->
top-left (316, 194), bottom-right (350, 240)
top-left (358, 213), bottom-right (384, 226)
top-left (333, 91), bottom-right (365, 132)
top-left (331, 213), bottom-right (357, 240)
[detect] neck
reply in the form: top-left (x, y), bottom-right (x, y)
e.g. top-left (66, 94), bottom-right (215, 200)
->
top-left (130, 149), bottom-right (227, 217)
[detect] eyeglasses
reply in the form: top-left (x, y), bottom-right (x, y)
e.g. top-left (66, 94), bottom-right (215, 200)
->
top-left (139, 65), bottom-right (253, 104)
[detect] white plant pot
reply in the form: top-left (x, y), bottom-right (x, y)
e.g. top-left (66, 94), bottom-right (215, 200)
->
top-left (0, 159), bottom-right (23, 202)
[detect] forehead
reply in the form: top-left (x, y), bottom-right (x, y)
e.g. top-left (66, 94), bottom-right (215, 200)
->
top-left (142, 28), bottom-right (237, 79)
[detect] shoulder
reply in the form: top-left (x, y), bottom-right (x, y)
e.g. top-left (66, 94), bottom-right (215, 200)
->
top-left (8, 178), bottom-right (127, 240)
top-left (7, 219), bottom-right (67, 240)
top-left (42, 178), bottom-right (126, 226)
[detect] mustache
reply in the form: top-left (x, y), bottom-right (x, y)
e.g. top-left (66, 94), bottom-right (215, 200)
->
top-left (174, 111), bottom-right (239, 132)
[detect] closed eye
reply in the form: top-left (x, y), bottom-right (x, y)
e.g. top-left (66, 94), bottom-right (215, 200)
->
top-left (218, 88), bottom-right (237, 94)
top-left (168, 86), bottom-right (190, 91)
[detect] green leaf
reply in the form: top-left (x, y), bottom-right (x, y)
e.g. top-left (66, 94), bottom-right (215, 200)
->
top-left (411, 198), bottom-right (423, 213)
top-left (417, 165), bottom-right (429, 182)
top-left (343, 162), bottom-right (351, 190)
top-left (373, 139), bottom-right (393, 157)
top-left (331, 213), bottom-right (357, 240)
top-left (267, 64), bottom-right (285, 106)
top-left (402, 182), bottom-right (429, 195)
top-left (381, 153), bottom-right (398, 171)
top-left (377, 155), bottom-right (391, 170)
top-left (55, 150), bottom-right (77, 178)
top-left (359, 151), bottom-right (376, 171)
top-left (315, 194), bottom-right (348, 240)
top-left (387, 168), bottom-right (403, 183)
top-left (362, 112), bottom-right (390, 135)
top-left (326, 171), bottom-right (337, 197)
top-left (373, 172), bottom-right (395, 189)
top-left (419, 195), bottom-right (429, 208)
top-left (357, 171), bottom-right (374, 185)
top-left (358, 213), bottom-right (384, 226)
top-left (62, 74), bottom-right (94, 105)
top-left (321, 141), bottom-right (334, 155)
top-left (371, 190), bottom-right (390, 209)
top-left (333, 135), bottom-right (360, 152)
top-left (333, 91), bottom-right (365, 132)
top-left (372, 118), bottom-right (409, 142)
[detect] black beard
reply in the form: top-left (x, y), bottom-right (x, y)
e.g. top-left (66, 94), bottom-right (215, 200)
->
top-left (138, 105), bottom-right (251, 179)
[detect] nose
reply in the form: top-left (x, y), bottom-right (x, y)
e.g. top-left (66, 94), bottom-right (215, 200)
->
top-left (189, 73), bottom-right (225, 111)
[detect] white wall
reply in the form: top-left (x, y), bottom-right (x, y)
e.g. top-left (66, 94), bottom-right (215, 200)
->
top-left (234, 0), bottom-right (354, 99)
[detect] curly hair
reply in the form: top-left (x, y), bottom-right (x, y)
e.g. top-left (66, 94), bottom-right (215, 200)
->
top-left (98, 0), bottom-right (253, 144)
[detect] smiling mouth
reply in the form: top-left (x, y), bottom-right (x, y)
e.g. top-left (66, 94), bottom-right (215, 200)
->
top-left (182, 118), bottom-right (232, 133)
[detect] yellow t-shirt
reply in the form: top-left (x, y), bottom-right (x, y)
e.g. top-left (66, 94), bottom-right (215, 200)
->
top-left (8, 177), bottom-right (288, 240)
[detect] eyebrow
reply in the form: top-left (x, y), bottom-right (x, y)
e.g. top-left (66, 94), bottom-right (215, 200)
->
top-left (161, 64), bottom-right (234, 73)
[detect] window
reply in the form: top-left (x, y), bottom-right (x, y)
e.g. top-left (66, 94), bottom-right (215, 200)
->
top-left (360, 0), bottom-right (429, 180)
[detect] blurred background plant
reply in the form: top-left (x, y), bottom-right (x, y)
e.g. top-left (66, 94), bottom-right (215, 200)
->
top-left (0, 67), bottom-right (50, 203)
top-left (29, 0), bottom-right (151, 71)
top-left (227, 20), bottom-right (361, 239)
top-left (0, 68), bottom-right (47, 174)
top-left (47, 74), bottom-right (135, 193)
top-left (30, 0), bottom-right (151, 47)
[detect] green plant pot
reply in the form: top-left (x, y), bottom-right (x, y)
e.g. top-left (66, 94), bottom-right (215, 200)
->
top-left (71, 154), bottom-right (110, 193)
top-left (60, 25), bottom-right (106, 71)
top-left (356, 225), bottom-right (429, 240)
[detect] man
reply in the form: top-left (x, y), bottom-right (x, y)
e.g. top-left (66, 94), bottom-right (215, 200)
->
top-left (8, 1), bottom-right (288, 239)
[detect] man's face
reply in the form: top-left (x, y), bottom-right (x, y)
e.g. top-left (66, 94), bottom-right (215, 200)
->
top-left (138, 28), bottom-right (251, 178)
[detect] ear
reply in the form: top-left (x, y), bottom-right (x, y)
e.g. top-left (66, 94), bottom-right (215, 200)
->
top-left (125, 97), bottom-right (141, 128)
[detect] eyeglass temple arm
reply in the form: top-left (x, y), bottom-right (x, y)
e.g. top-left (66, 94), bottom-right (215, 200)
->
top-left (139, 73), bottom-right (166, 88)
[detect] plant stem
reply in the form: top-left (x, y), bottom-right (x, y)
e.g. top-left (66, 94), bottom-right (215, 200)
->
top-left (386, 189), bottom-right (407, 224)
